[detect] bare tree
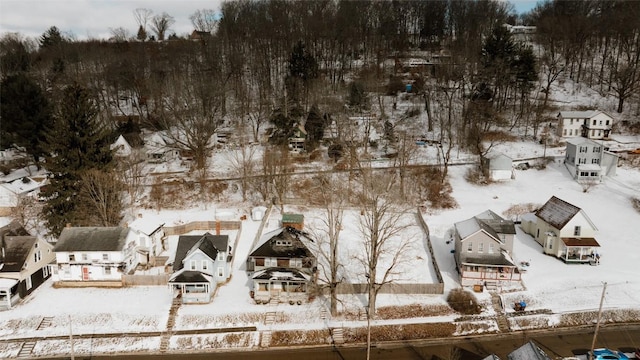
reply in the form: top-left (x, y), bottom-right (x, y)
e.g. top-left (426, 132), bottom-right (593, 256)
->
top-left (109, 27), bottom-right (130, 42)
top-left (226, 145), bottom-right (258, 201)
top-left (133, 8), bottom-right (153, 31)
top-left (79, 169), bottom-right (124, 226)
top-left (116, 153), bottom-right (146, 209)
top-left (355, 168), bottom-right (415, 360)
top-left (12, 195), bottom-right (43, 236)
top-left (262, 145), bottom-right (291, 212)
top-left (151, 12), bottom-right (175, 41)
top-left (190, 9), bottom-right (218, 33)
top-left (309, 174), bottom-right (347, 317)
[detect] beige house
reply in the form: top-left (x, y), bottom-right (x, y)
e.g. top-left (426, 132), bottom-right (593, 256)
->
top-left (556, 110), bottom-right (613, 140)
top-left (453, 210), bottom-right (521, 288)
top-left (521, 196), bottom-right (600, 264)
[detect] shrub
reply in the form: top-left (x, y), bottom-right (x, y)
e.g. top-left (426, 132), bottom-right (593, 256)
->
top-left (446, 288), bottom-right (482, 315)
top-left (631, 197), bottom-right (640, 213)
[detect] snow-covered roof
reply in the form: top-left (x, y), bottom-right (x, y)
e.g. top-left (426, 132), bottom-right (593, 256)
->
top-left (558, 110), bottom-right (598, 119)
top-left (535, 196), bottom-right (597, 231)
top-left (0, 177), bottom-right (43, 195)
top-left (566, 137), bottom-right (598, 146)
top-left (576, 164), bottom-right (601, 171)
top-left (455, 210), bottom-right (515, 240)
top-left (0, 277), bottom-right (18, 289)
top-left (128, 215), bottom-right (165, 236)
top-left (507, 341), bottom-right (551, 360)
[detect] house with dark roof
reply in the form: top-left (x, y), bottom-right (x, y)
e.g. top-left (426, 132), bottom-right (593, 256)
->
top-left (247, 227), bottom-right (316, 305)
top-left (168, 233), bottom-right (230, 304)
top-left (521, 196), bottom-right (600, 264)
top-left (0, 222), bottom-right (55, 310)
top-left (507, 340), bottom-right (551, 360)
top-left (453, 210), bottom-right (521, 288)
top-left (52, 227), bottom-right (137, 284)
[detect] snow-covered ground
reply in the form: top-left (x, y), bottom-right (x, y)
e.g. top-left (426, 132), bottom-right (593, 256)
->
top-left (2, 154), bottom-right (639, 357)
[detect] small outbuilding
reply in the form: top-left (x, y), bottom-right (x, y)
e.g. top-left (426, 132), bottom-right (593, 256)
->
top-left (282, 213), bottom-right (304, 230)
top-left (484, 152), bottom-right (514, 181)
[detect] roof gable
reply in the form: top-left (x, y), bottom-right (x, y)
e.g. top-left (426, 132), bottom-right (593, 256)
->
top-left (54, 227), bottom-right (130, 252)
top-left (173, 233), bottom-right (228, 272)
top-left (0, 236), bottom-right (37, 272)
top-left (535, 196), bottom-right (581, 230)
top-left (249, 227), bottom-right (313, 259)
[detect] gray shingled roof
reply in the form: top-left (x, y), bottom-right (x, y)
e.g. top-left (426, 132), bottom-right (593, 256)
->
top-left (169, 270), bottom-right (211, 283)
top-left (173, 233), bottom-right (228, 272)
top-left (507, 341), bottom-right (551, 360)
top-left (0, 236), bottom-right (36, 273)
top-left (535, 196), bottom-right (580, 230)
top-left (54, 227), bottom-right (129, 252)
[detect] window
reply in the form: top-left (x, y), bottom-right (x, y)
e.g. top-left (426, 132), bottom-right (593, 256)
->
top-left (592, 119), bottom-right (597, 125)
top-left (563, 129), bottom-right (567, 135)
top-left (217, 252), bottom-right (225, 261)
top-left (574, 226), bottom-right (581, 236)
top-left (478, 243), bottom-right (484, 253)
top-left (43, 265), bottom-right (49, 278)
top-left (590, 172), bottom-right (598, 177)
top-left (265, 258), bottom-right (277, 267)
top-left (217, 267), bottom-right (224, 277)
top-left (579, 146), bottom-right (587, 153)
top-left (580, 171), bottom-right (589, 177)
top-left (69, 254), bottom-right (75, 262)
top-left (570, 119), bottom-right (573, 125)
top-left (592, 158), bottom-right (600, 164)
top-left (82, 253), bottom-right (88, 261)
top-left (102, 253), bottom-right (109, 261)
top-left (290, 258), bottom-right (302, 268)
top-left (599, 120), bottom-right (602, 125)
top-left (105, 267), bottom-right (111, 275)
top-left (26, 276), bottom-right (32, 290)
top-left (536, 229), bottom-right (540, 238)
top-left (202, 260), bottom-right (208, 271)
top-left (34, 250), bottom-right (41, 262)
top-left (606, 120), bottom-right (610, 126)
top-left (34, 242), bottom-right (38, 248)
top-left (467, 242), bottom-right (473, 252)
top-left (489, 243), bottom-right (495, 254)
top-left (591, 130), bottom-right (595, 137)
top-left (190, 260), bottom-right (197, 270)
top-left (594, 146), bottom-right (601, 153)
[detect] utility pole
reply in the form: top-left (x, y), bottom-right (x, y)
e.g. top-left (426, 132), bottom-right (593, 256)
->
top-left (69, 314), bottom-right (75, 360)
top-left (589, 282), bottom-right (607, 360)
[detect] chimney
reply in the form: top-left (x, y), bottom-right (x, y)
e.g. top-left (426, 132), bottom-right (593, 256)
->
top-left (66, 223), bottom-right (72, 228)
top-left (216, 220), bottom-right (221, 236)
top-left (138, 213), bottom-right (143, 218)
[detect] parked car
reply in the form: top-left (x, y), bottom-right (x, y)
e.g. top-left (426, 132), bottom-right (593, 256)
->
top-left (589, 348), bottom-right (630, 360)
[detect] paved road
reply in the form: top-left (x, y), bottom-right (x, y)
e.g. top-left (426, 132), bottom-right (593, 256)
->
top-left (38, 323), bottom-right (640, 360)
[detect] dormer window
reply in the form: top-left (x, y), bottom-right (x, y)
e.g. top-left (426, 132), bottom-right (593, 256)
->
top-left (275, 240), bottom-right (293, 246)
top-left (217, 252), bottom-right (224, 261)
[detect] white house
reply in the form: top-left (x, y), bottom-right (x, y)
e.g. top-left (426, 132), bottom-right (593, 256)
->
top-left (564, 137), bottom-right (619, 181)
top-left (127, 215), bottom-right (165, 266)
top-left (0, 176), bottom-right (46, 216)
top-left (168, 233), bottom-right (231, 304)
top-left (521, 196), bottom-right (600, 264)
top-left (110, 134), bottom-right (133, 157)
top-left (52, 227), bottom-right (138, 284)
top-left (556, 110), bottom-right (613, 140)
top-left (145, 132), bottom-right (179, 164)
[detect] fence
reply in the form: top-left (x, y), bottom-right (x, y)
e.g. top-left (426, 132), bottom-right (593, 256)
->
top-left (122, 274), bottom-right (171, 286)
top-left (415, 208), bottom-right (445, 286)
top-left (163, 220), bottom-right (241, 236)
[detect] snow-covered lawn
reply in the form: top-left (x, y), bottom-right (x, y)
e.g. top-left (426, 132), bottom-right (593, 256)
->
top-left (1, 139), bottom-right (639, 357)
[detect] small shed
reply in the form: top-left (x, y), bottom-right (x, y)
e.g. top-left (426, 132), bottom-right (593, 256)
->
top-left (485, 152), bottom-right (513, 181)
top-left (282, 213), bottom-right (304, 231)
top-left (251, 206), bottom-right (267, 221)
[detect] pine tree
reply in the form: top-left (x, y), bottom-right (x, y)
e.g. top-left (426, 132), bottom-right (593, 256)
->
top-left (0, 74), bottom-right (51, 166)
top-left (42, 83), bottom-right (115, 236)
top-left (304, 104), bottom-right (325, 150)
top-left (136, 25), bottom-right (147, 41)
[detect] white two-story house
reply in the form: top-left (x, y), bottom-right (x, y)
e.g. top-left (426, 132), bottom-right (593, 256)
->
top-left (556, 110), bottom-right (613, 140)
top-left (564, 137), bottom-right (619, 181)
top-left (521, 196), bottom-right (600, 264)
top-left (168, 233), bottom-right (231, 304)
top-left (127, 216), bottom-right (165, 267)
top-left (52, 226), bottom-right (137, 284)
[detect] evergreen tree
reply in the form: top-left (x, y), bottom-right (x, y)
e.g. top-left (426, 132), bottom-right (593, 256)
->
top-left (136, 25), bottom-right (147, 41)
top-left (42, 83), bottom-right (115, 236)
top-left (0, 73), bottom-right (51, 166)
top-left (304, 105), bottom-right (325, 150)
top-left (39, 26), bottom-right (65, 50)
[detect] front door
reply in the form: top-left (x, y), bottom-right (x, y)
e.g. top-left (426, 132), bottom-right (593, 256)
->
top-left (82, 266), bottom-right (90, 281)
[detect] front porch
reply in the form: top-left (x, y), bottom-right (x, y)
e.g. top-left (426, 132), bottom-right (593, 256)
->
top-left (459, 264), bottom-right (521, 286)
top-left (252, 268), bottom-right (312, 304)
top-left (0, 278), bottom-right (20, 310)
top-left (558, 237), bottom-right (600, 264)
top-left (168, 270), bottom-right (214, 304)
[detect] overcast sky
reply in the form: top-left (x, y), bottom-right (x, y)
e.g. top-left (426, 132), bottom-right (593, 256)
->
top-left (0, 0), bottom-right (538, 42)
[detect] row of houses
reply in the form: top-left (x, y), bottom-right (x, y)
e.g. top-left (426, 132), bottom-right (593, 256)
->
top-left (454, 196), bottom-right (601, 288)
top-left (2, 191), bottom-right (602, 310)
